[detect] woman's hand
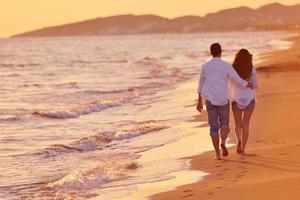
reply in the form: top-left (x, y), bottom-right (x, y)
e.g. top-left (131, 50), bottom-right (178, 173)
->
top-left (247, 81), bottom-right (254, 89)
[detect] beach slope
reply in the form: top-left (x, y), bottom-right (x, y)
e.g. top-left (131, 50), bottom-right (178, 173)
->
top-left (151, 34), bottom-right (300, 200)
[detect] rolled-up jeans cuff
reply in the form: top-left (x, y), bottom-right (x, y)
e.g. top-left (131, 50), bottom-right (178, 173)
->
top-left (210, 131), bottom-right (219, 138)
top-left (220, 125), bottom-right (229, 130)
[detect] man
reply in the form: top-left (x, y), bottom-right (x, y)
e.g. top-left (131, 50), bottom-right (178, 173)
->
top-left (197, 43), bottom-right (251, 160)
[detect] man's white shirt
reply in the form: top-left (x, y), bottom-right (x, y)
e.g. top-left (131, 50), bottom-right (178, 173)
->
top-left (198, 57), bottom-right (248, 106)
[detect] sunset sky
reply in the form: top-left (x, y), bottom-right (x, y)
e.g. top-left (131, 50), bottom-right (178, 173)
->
top-left (1, 0), bottom-right (299, 37)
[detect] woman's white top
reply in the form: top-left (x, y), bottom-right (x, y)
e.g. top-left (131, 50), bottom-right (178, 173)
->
top-left (229, 67), bottom-right (258, 109)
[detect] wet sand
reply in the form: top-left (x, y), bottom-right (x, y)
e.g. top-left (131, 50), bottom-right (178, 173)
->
top-left (151, 33), bottom-right (300, 200)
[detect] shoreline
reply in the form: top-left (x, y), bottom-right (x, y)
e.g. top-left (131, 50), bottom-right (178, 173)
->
top-left (151, 32), bottom-right (300, 200)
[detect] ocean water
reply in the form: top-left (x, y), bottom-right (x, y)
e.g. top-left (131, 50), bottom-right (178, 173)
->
top-left (0, 32), bottom-right (292, 200)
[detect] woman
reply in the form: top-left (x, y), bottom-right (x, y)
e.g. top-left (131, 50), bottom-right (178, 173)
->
top-left (229, 49), bottom-right (258, 156)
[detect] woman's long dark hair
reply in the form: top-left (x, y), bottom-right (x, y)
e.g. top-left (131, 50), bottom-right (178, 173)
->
top-left (232, 49), bottom-right (253, 80)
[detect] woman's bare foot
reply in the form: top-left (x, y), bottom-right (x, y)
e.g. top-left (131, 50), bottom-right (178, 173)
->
top-left (237, 141), bottom-right (243, 154)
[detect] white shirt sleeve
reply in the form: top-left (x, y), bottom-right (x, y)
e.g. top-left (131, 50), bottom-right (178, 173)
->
top-left (227, 65), bottom-right (248, 88)
top-left (251, 67), bottom-right (258, 89)
top-left (198, 65), bottom-right (206, 93)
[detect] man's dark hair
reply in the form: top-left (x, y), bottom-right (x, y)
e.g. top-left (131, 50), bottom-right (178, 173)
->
top-left (210, 43), bottom-right (222, 57)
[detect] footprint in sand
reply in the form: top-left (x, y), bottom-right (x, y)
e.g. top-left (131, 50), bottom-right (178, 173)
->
top-left (280, 153), bottom-right (288, 155)
top-left (231, 179), bottom-right (239, 183)
top-left (235, 174), bottom-right (244, 178)
top-left (221, 168), bottom-right (230, 171)
top-left (183, 189), bottom-right (193, 193)
top-left (272, 139), bottom-right (280, 144)
top-left (216, 173), bottom-right (223, 176)
top-left (207, 191), bottom-right (214, 196)
top-left (181, 194), bottom-right (194, 198)
top-left (222, 182), bottom-right (229, 186)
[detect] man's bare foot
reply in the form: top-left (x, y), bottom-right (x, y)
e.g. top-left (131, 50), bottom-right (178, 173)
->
top-left (220, 143), bottom-right (229, 157)
top-left (214, 156), bottom-right (222, 160)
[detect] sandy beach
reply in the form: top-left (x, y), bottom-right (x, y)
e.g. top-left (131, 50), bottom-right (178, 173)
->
top-left (2, 1), bottom-right (300, 199)
top-left (151, 33), bottom-right (300, 200)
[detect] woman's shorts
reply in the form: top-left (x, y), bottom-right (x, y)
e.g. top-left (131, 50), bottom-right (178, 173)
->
top-left (232, 99), bottom-right (255, 111)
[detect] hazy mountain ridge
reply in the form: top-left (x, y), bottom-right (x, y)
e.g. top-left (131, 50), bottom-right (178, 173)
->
top-left (13, 3), bottom-right (300, 37)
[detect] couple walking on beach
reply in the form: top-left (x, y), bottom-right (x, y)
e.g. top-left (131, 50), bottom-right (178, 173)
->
top-left (197, 43), bottom-right (258, 160)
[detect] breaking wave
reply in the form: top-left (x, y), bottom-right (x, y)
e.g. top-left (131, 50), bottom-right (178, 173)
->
top-left (43, 120), bottom-right (168, 156)
top-left (22, 160), bottom-right (138, 200)
top-left (33, 98), bottom-right (128, 119)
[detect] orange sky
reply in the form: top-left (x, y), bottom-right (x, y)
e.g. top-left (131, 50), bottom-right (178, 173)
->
top-left (1, 0), bottom-right (299, 37)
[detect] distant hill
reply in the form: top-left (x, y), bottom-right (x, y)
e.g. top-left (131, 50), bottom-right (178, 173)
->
top-left (12, 3), bottom-right (300, 37)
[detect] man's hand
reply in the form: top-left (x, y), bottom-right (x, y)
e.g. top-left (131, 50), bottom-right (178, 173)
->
top-left (197, 102), bottom-right (203, 113)
top-left (197, 94), bottom-right (203, 113)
